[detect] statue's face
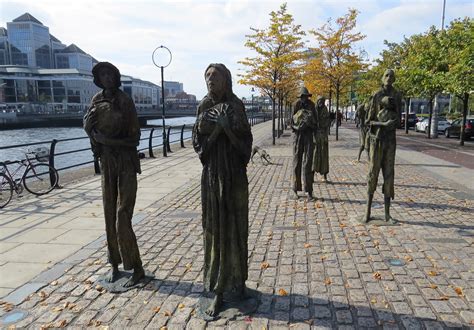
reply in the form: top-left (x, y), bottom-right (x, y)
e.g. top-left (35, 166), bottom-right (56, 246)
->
top-left (205, 67), bottom-right (225, 95)
top-left (98, 67), bottom-right (116, 89)
top-left (382, 70), bottom-right (395, 87)
top-left (317, 98), bottom-right (326, 108)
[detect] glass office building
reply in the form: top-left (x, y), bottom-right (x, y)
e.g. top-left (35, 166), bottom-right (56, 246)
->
top-left (7, 13), bottom-right (53, 68)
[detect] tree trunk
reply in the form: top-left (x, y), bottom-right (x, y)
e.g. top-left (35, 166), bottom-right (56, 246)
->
top-left (328, 88), bottom-right (332, 135)
top-left (427, 97), bottom-right (433, 139)
top-left (336, 83), bottom-right (340, 141)
top-left (405, 97), bottom-right (410, 134)
top-left (277, 98), bottom-right (281, 138)
top-left (272, 97), bottom-right (276, 145)
top-left (460, 93), bottom-right (469, 146)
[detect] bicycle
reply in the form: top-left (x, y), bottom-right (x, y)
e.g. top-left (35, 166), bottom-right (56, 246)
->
top-left (0, 147), bottom-right (59, 208)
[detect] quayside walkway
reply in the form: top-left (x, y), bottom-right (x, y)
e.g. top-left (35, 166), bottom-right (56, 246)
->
top-left (0, 122), bottom-right (473, 328)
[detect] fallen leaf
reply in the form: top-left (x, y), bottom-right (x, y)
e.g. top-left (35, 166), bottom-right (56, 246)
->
top-left (439, 296), bottom-right (449, 301)
top-left (324, 278), bottom-right (332, 285)
top-left (178, 303), bottom-right (185, 309)
top-left (320, 255), bottom-right (327, 261)
top-left (430, 284), bottom-right (438, 289)
top-left (56, 319), bottom-right (68, 328)
top-left (373, 272), bottom-right (382, 280)
top-left (88, 320), bottom-right (101, 326)
top-left (38, 291), bottom-right (48, 299)
top-left (50, 281), bottom-right (58, 286)
top-left (164, 311), bottom-right (172, 316)
top-left (52, 306), bottom-right (64, 312)
top-left (260, 262), bottom-right (270, 270)
top-left (454, 287), bottom-right (464, 296)
top-left (339, 224), bottom-right (347, 228)
top-left (404, 256), bottom-right (413, 262)
top-left (370, 298), bottom-right (377, 304)
top-left (185, 263), bottom-right (192, 270)
top-left (428, 271), bottom-right (438, 276)
top-left (304, 243), bottom-right (312, 248)
top-left (278, 288), bottom-right (288, 296)
top-left (143, 300), bottom-right (148, 305)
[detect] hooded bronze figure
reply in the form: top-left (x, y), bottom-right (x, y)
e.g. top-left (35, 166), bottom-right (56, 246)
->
top-left (192, 63), bottom-right (253, 318)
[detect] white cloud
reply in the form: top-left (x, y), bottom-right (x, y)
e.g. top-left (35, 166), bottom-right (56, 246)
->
top-left (1, 0), bottom-right (472, 99)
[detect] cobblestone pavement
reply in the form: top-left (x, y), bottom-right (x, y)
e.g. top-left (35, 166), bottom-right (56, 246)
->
top-left (1, 127), bottom-right (473, 329)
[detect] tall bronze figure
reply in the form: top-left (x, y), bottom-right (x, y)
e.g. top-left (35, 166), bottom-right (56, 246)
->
top-left (313, 96), bottom-right (330, 182)
top-left (193, 64), bottom-right (253, 318)
top-left (356, 99), bottom-right (370, 162)
top-left (83, 62), bottom-right (144, 287)
top-left (292, 87), bottom-right (317, 200)
top-left (364, 69), bottom-right (401, 224)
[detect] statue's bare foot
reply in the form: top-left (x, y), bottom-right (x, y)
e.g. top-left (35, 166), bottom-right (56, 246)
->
top-left (123, 266), bottom-right (145, 288)
top-left (307, 192), bottom-right (315, 201)
top-left (105, 266), bottom-right (120, 283)
top-left (385, 215), bottom-right (397, 224)
top-left (205, 294), bottom-right (222, 318)
top-left (362, 213), bottom-right (370, 223)
top-left (291, 190), bottom-right (299, 200)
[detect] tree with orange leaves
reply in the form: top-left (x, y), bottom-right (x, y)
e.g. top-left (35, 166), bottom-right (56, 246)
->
top-left (305, 9), bottom-right (366, 140)
top-left (239, 3), bottom-right (305, 145)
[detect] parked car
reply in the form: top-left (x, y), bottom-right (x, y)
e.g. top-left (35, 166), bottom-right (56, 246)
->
top-left (445, 117), bottom-right (473, 139)
top-left (437, 118), bottom-right (451, 132)
top-left (415, 117), bottom-right (451, 133)
top-left (415, 118), bottom-right (429, 133)
top-left (400, 113), bottom-right (418, 128)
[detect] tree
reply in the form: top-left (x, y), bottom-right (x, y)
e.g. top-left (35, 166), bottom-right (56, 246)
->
top-left (443, 17), bottom-right (473, 145)
top-left (402, 27), bottom-right (448, 138)
top-left (239, 3), bottom-right (305, 145)
top-left (306, 9), bottom-right (366, 140)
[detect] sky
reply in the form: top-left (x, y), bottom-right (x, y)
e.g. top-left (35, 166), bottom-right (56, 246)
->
top-left (0, 0), bottom-right (472, 99)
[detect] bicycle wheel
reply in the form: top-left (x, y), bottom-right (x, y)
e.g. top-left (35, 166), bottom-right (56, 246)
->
top-left (23, 164), bottom-right (59, 196)
top-left (0, 173), bottom-right (13, 208)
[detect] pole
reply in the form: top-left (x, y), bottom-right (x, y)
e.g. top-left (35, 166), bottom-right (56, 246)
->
top-left (441, 0), bottom-right (446, 30)
top-left (161, 66), bottom-right (167, 157)
top-left (251, 92), bottom-right (254, 127)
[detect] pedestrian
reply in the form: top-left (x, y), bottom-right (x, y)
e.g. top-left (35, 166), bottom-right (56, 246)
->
top-left (83, 62), bottom-right (144, 287)
top-left (292, 87), bottom-right (317, 200)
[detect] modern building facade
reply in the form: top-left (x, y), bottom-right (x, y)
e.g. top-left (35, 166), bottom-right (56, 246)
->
top-left (0, 65), bottom-right (160, 114)
top-left (163, 81), bottom-right (183, 97)
top-left (0, 13), bottom-right (163, 116)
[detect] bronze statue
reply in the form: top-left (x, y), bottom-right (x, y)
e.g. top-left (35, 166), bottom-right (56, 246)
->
top-left (83, 62), bottom-right (144, 287)
top-left (192, 64), bottom-right (253, 318)
top-left (356, 100), bottom-right (370, 162)
top-left (313, 96), bottom-right (330, 182)
top-left (363, 69), bottom-right (402, 224)
top-left (292, 87), bottom-right (317, 200)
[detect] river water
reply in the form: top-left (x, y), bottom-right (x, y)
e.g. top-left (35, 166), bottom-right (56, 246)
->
top-left (0, 117), bottom-right (196, 178)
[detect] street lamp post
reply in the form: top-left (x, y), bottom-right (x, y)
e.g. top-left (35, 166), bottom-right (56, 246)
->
top-left (251, 87), bottom-right (255, 126)
top-left (152, 45), bottom-right (172, 157)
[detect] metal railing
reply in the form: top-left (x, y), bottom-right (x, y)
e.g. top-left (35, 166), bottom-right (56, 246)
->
top-left (0, 125), bottom-right (194, 177)
top-left (0, 113), bottom-right (269, 180)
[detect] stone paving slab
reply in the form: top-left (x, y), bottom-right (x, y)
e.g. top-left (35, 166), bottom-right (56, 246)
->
top-left (0, 125), bottom-right (473, 329)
